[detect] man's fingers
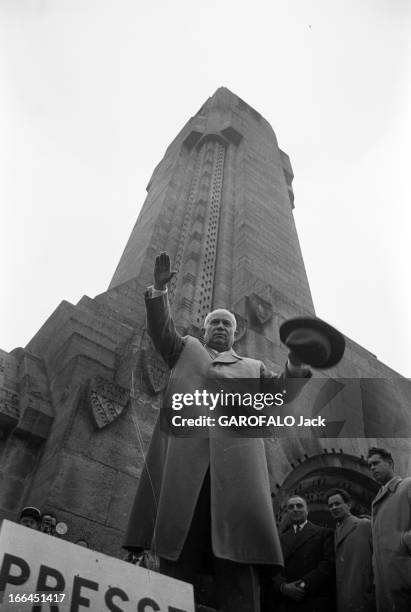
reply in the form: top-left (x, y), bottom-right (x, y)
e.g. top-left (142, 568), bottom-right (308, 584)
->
top-left (159, 252), bottom-right (169, 267)
top-left (285, 583), bottom-right (305, 602)
top-left (156, 252), bottom-right (171, 270)
top-left (154, 253), bottom-right (176, 289)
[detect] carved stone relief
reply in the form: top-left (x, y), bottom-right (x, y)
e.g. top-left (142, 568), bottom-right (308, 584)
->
top-left (89, 377), bottom-right (129, 429)
top-left (141, 348), bottom-right (169, 395)
top-left (247, 293), bottom-right (273, 326)
top-left (233, 313), bottom-right (248, 343)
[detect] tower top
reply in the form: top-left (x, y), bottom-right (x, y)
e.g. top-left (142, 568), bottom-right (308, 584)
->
top-left (109, 88), bottom-right (313, 327)
top-left (197, 86), bottom-right (267, 126)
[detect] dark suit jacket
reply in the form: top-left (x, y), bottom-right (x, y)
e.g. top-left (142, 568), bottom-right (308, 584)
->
top-left (268, 521), bottom-right (335, 612)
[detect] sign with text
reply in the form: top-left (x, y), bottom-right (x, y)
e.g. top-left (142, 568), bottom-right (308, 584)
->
top-left (0, 521), bottom-right (194, 611)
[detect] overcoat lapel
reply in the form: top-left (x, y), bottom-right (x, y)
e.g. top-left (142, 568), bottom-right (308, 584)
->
top-left (282, 523), bottom-right (319, 559)
top-left (210, 349), bottom-right (243, 365)
top-left (372, 477), bottom-right (402, 513)
top-left (372, 486), bottom-right (389, 508)
top-left (335, 515), bottom-right (358, 548)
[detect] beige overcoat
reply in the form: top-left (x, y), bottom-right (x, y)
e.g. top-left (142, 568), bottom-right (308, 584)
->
top-left (371, 476), bottom-right (411, 612)
top-left (334, 515), bottom-right (374, 612)
top-left (123, 292), bottom-right (309, 564)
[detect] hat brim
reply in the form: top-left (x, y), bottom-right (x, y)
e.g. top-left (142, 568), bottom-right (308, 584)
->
top-left (279, 317), bottom-right (345, 369)
top-left (20, 506), bottom-right (41, 521)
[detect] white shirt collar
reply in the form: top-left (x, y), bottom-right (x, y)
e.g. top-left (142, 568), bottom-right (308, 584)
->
top-left (293, 520), bottom-right (308, 533)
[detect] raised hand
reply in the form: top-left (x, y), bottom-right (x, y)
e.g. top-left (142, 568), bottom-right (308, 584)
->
top-left (154, 252), bottom-right (176, 290)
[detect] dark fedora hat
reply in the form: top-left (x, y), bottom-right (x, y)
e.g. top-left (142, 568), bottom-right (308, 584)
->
top-left (280, 317), bottom-right (345, 369)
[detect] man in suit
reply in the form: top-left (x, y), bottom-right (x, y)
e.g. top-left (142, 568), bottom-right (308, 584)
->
top-left (270, 495), bottom-right (335, 611)
top-left (123, 252), bottom-right (313, 612)
top-left (327, 488), bottom-right (374, 612)
top-left (367, 447), bottom-right (411, 612)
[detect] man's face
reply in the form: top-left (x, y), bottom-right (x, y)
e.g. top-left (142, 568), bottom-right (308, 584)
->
top-left (204, 311), bottom-right (235, 351)
top-left (328, 494), bottom-right (351, 521)
top-left (286, 496), bottom-right (308, 525)
top-left (19, 516), bottom-right (39, 530)
top-left (367, 453), bottom-right (394, 485)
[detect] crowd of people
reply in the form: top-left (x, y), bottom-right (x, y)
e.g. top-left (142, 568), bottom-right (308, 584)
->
top-left (261, 446), bottom-right (411, 612)
top-left (18, 507), bottom-right (59, 535)
top-left (16, 446), bottom-right (411, 611)
top-left (17, 507), bottom-right (88, 548)
top-left (14, 252), bottom-right (410, 612)
top-left (122, 253), bottom-right (411, 612)
top-left (124, 446), bottom-right (410, 612)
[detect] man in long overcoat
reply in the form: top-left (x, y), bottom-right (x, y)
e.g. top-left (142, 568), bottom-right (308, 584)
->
top-left (123, 253), bottom-right (312, 612)
top-left (367, 447), bottom-right (411, 612)
top-left (327, 488), bottom-right (375, 612)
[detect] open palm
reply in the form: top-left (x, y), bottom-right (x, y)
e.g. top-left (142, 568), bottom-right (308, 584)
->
top-left (154, 252), bottom-right (176, 290)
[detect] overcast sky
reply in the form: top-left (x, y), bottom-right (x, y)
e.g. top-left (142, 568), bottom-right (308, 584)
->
top-left (1, 0), bottom-right (410, 376)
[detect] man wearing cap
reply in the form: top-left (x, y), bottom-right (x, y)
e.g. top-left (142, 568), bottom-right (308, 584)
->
top-left (18, 506), bottom-right (41, 530)
top-left (124, 252), bottom-right (344, 612)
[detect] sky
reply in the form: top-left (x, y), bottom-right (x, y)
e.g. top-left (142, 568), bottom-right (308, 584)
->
top-left (1, 0), bottom-right (410, 376)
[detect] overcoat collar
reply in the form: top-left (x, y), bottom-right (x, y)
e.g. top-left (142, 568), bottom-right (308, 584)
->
top-left (335, 514), bottom-right (358, 548)
top-left (372, 476), bottom-right (402, 509)
top-left (281, 521), bottom-right (320, 559)
top-left (207, 347), bottom-right (243, 364)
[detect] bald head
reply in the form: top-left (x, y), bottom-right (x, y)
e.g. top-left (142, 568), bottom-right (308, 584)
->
top-left (286, 495), bottom-right (308, 525)
top-left (204, 309), bottom-right (237, 331)
top-left (204, 309), bottom-right (236, 351)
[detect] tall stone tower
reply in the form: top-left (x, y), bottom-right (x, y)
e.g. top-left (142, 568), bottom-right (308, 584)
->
top-left (110, 88), bottom-right (314, 332)
top-left (1, 88), bottom-right (410, 554)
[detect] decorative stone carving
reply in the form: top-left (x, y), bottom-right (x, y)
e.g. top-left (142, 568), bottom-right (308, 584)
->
top-left (183, 130), bottom-right (203, 150)
top-left (141, 348), bottom-right (169, 395)
top-left (234, 313), bottom-right (248, 343)
top-left (89, 377), bottom-right (129, 429)
top-left (193, 140), bottom-right (226, 326)
top-left (221, 126), bottom-right (243, 145)
top-left (247, 293), bottom-right (273, 326)
top-left (0, 388), bottom-right (19, 420)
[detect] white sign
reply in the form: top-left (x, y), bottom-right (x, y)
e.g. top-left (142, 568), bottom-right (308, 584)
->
top-left (0, 521), bottom-right (194, 611)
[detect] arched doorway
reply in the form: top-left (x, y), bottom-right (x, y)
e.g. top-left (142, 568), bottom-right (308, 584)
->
top-left (273, 451), bottom-right (379, 530)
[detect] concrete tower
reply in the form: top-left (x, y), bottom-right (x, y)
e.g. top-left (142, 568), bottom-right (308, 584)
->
top-left (1, 88), bottom-right (410, 553)
top-left (110, 88), bottom-right (314, 348)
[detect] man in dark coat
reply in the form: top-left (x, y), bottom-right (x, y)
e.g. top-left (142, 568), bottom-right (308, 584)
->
top-left (123, 253), bottom-right (312, 612)
top-left (270, 495), bottom-right (335, 612)
top-left (327, 488), bottom-right (375, 612)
